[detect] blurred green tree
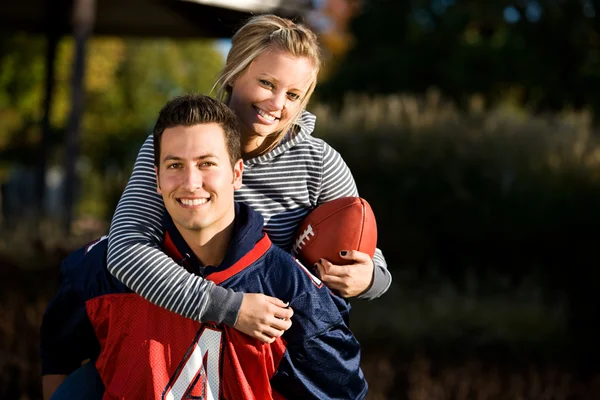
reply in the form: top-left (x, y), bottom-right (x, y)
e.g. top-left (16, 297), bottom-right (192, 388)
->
top-left (0, 34), bottom-right (47, 168)
top-left (319, 0), bottom-right (600, 118)
top-left (0, 34), bottom-right (224, 218)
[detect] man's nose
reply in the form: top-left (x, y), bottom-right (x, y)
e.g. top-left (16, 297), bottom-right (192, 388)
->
top-left (181, 167), bottom-right (202, 190)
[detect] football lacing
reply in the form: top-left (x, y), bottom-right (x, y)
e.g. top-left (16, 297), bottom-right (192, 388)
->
top-left (291, 224), bottom-right (315, 255)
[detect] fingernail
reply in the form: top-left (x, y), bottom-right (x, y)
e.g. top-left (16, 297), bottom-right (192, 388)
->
top-left (340, 250), bottom-right (347, 256)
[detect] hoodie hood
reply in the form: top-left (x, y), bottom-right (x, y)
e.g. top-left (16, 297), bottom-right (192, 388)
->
top-left (243, 110), bottom-right (316, 166)
top-left (163, 202), bottom-right (266, 275)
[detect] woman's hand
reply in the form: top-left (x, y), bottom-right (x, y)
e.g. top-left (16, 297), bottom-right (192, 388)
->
top-left (315, 250), bottom-right (375, 298)
top-left (234, 294), bottom-right (293, 343)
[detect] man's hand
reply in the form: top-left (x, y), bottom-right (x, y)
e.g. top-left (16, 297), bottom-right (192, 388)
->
top-left (234, 294), bottom-right (293, 343)
top-left (316, 250), bottom-right (374, 298)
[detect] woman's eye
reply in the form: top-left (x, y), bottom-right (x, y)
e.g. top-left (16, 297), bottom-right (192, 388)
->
top-left (287, 92), bottom-right (301, 101)
top-left (260, 79), bottom-right (274, 88)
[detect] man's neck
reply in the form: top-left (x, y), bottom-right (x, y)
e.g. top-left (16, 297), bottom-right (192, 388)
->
top-left (176, 222), bottom-right (234, 268)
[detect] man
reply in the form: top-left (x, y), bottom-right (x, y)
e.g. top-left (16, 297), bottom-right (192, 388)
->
top-left (40, 94), bottom-right (368, 399)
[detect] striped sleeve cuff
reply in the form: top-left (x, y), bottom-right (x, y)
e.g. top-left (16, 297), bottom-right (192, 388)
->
top-left (203, 284), bottom-right (244, 327)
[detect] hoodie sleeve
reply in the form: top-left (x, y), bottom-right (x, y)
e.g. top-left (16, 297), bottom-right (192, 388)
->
top-left (106, 135), bottom-right (243, 325)
top-left (319, 142), bottom-right (392, 300)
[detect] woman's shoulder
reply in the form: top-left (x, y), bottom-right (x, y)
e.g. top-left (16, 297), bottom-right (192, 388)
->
top-left (285, 134), bottom-right (348, 168)
top-left (305, 135), bottom-right (345, 159)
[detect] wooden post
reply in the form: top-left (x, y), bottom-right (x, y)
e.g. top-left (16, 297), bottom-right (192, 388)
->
top-left (63, 0), bottom-right (96, 233)
top-left (37, 3), bottom-right (60, 220)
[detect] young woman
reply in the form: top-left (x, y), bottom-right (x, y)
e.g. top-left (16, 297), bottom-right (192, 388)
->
top-left (107, 14), bottom-right (392, 342)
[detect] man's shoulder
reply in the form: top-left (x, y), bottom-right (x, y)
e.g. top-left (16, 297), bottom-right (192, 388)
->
top-left (261, 245), bottom-right (351, 343)
top-left (60, 236), bottom-right (125, 298)
top-left (278, 253), bottom-right (324, 292)
top-left (62, 236), bottom-right (108, 274)
top-left (218, 238), bottom-right (342, 317)
top-left (262, 244), bottom-right (332, 301)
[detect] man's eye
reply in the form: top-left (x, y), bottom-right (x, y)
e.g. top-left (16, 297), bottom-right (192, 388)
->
top-left (166, 163), bottom-right (181, 169)
top-left (198, 162), bottom-right (215, 167)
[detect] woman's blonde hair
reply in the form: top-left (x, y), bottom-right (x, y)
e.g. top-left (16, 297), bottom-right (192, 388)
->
top-left (213, 15), bottom-right (321, 151)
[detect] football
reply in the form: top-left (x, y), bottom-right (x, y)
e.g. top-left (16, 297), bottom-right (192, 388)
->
top-left (292, 197), bottom-right (377, 266)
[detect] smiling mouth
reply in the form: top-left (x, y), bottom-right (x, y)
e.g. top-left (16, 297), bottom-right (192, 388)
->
top-left (253, 106), bottom-right (279, 122)
top-left (178, 198), bottom-right (209, 206)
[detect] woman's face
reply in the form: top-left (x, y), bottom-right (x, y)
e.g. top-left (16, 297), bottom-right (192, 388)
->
top-left (228, 48), bottom-right (315, 140)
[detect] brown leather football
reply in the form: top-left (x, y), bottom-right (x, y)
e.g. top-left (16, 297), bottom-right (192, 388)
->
top-left (292, 197), bottom-right (377, 266)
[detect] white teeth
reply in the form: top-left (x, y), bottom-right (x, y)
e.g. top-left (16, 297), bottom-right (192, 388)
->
top-left (180, 198), bottom-right (208, 206)
top-left (256, 107), bottom-right (277, 121)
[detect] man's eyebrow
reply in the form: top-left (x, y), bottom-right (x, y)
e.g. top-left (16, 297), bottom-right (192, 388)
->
top-left (162, 154), bottom-right (219, 163)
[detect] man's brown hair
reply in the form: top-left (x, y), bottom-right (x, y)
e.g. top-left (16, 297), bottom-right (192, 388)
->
top-left (153, 94), bottom-right (241, 168)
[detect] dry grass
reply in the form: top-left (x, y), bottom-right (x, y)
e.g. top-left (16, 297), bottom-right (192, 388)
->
top-left (313, 90), bottom-right (600, 174)
top-left (362, 349), bottom-right (600, 400)
top-left (0, 270), bottom-right (56, 400)
top-left (0, 217), bottom-right (107, 271)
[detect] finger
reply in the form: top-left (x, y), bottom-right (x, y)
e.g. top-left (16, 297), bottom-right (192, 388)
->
top-left (339, 250), bottom-right (371, 263)
top-left (264, 295), bottom-right (289, 308)
top-left (321, 264), bottom-right (349, 277)
top-left (319, 258), bottom-right (333, 272)
top-left (316, 263), bottom-right (326, 279)
top-left (269, 316), bottom-right (292, 331)
top-left (320, 273), bottom-right (346, 286)
top-left (272, 305), bottom-right (293, 320)
top-left (320, 259), bottom-right (351, 276)
top-left (256, 333), bottom-right (277, 344)
top-left (262, 325), bottom-right (286, 339)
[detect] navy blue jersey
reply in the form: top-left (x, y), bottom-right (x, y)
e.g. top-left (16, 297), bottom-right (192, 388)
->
top-left (41, 202), bottom-right (367, 399)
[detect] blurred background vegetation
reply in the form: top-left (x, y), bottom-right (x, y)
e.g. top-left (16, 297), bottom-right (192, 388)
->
top-left (3, 0), bottom-right (600, 399)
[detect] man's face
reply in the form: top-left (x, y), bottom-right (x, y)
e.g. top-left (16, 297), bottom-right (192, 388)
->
top-left (156, 123), bottom-right (243, 237)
